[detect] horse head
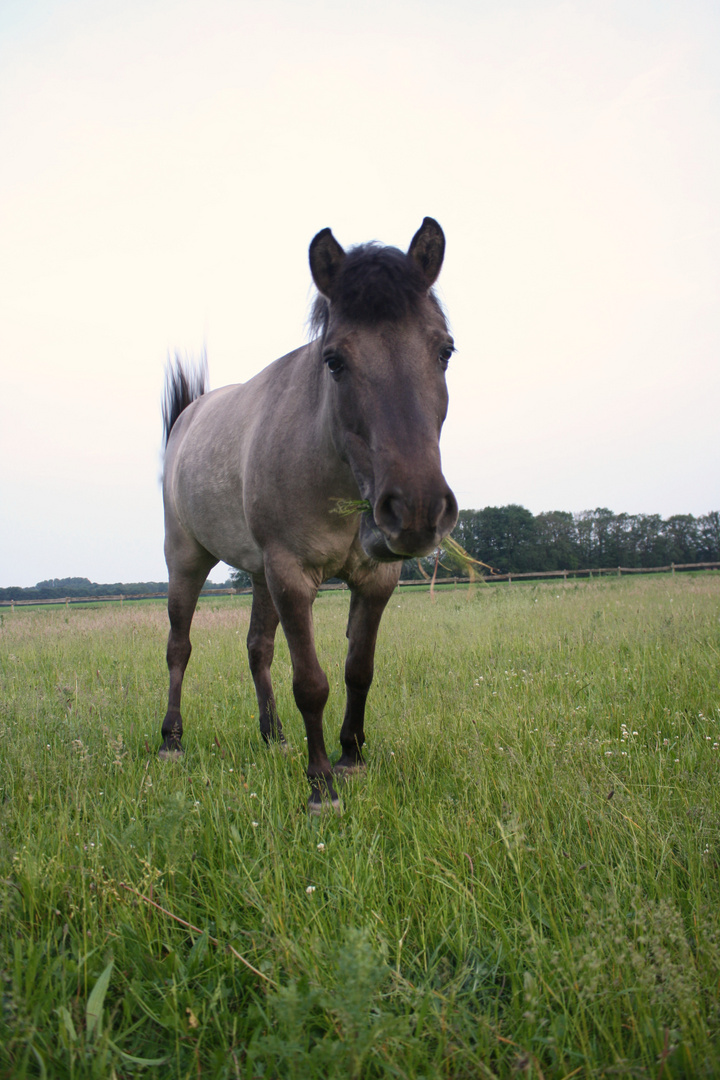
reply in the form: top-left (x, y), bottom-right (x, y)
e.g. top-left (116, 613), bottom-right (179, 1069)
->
top-left (309, 217), bottom-right (458, 560)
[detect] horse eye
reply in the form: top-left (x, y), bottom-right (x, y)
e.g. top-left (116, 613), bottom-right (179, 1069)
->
top-left (324, 353), bottom-right (345, 377)
top-left (438, 345), bottom-right (454, 369)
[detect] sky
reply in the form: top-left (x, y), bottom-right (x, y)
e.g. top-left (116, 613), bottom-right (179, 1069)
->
top-left (1, 0), bottom-right (718, 587)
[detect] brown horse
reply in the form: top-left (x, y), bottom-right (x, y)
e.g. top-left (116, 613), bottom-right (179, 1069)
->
top-left (160, 218), bottom-right (457, 811)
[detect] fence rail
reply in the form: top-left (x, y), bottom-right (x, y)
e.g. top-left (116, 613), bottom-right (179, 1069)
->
top-left (414, 560), bottom-right (720, 586)
top-left (2, 561), bottom-right (719, 608)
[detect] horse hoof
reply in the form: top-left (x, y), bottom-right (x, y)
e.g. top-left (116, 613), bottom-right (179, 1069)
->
top-left (261, 728), bottom-right (286, 747)
top-left (158, 746), bottom-right (184, 761)
top-left (307, 796), bottom-right (341, 816)
top-left (307, 780), bottom-right (341, 815)
top-left (333, 761), bottom-right (367, 779)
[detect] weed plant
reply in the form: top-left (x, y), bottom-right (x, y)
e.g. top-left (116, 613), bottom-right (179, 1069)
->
top-left (0, 574), bottom-right (719, 1078)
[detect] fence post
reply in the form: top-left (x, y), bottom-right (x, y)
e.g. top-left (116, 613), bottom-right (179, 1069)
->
top-left (671, 563), bottom-right (675, 575)
top-left (617, 566), bottom-right (621, 576)
top-left (508, 574), bottom-right (512, 585)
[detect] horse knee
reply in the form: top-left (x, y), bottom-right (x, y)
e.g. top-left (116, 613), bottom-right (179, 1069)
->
top-left (293, 669), bottom-right (329, 716)
top-left (345, 658), bottom-right (374, 697)
top-left (167, 636), bottom-right (191, 672)
top-left (247, 634), bottom-right (274, 676)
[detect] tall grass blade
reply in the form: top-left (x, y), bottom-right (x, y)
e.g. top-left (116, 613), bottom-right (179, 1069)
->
top-left (86, 960), bottom-right (114, 1041)
top-left (57, 1006), bottom-right (78, 1043)
top-left (108, 1043), bottom-right (169, 1066)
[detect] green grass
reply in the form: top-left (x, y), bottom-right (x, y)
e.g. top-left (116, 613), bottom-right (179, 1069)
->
top-left (1, 574), bottom-right (719, 1078)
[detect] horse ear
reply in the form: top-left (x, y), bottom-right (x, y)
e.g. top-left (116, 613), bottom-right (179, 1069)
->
top-left (407, 217), bottom-right (445, 287)
top-left (309, 228), bottom-right (346, 299)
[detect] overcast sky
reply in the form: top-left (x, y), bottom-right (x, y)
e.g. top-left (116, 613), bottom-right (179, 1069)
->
top-left (1, 0), bottom-right (718, 587)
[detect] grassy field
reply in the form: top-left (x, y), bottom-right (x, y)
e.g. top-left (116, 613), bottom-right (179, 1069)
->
top-left (1, 573), bottom-right (719, 1079)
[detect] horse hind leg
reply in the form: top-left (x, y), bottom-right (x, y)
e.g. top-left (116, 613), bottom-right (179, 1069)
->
top-left (335, 572), bottom-right (398, 776)
top-left (247, 575), bottom-right (284, 744)
top-left (160, 553), bottom-right (217, 758)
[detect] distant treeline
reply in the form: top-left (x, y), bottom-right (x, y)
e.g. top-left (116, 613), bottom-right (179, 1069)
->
top-left (3, 507), bottom-right (718, 601)
top-left (0, 577), bottom-right (236, 603)
top-left (400, 506), bottom-right (720, 579)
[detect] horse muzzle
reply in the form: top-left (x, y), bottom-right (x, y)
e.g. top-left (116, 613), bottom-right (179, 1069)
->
top-left (359, 486), bottom-right (459, 562)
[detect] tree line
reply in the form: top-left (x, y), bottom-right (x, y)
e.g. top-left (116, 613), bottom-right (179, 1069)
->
top-left (0, 577), bottom-right (236, 603)
top-left (2, 507), bottom-right (718, 601)
top-left (401, 506), bottom-right (720, 579)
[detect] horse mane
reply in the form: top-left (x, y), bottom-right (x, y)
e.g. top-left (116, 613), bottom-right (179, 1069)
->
top-left (308, 243), bottom-right (443, 339)
top-left (162, 351), bottom-right (208, 447)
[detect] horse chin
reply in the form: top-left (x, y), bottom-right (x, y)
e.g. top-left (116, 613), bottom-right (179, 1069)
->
top-left (358, 514), bottom-right (438, 563)
top-left (358, 514), bottom-right (401, 562)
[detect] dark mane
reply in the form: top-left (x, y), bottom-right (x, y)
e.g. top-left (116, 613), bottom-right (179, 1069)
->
top-left (309, 243), bottom-right (442, 339)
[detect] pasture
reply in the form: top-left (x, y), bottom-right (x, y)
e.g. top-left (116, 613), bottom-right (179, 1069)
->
top-left (1, 573), bottom-right (719, 1078)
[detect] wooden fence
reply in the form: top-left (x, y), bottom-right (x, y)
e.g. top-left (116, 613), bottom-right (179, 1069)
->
top-left (2, 561), bottom-right (719, 608)
top-left (401, 560), bottom-right (720, 588)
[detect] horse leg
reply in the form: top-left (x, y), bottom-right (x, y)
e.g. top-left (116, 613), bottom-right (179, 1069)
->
top-left (160, 558), bottom-right (216, 758)
top-left (263, 555), bottom-right (336, 813)
top-left (335, 572), bottom-right (398, 774)
top-left (247, 575), bottom-right (284, 743)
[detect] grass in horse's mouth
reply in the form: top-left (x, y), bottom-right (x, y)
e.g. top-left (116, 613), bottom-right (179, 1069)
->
top-left (329, 498), bottom-right (373, 517)
top-left (442, 535), bottom-right (497, 576)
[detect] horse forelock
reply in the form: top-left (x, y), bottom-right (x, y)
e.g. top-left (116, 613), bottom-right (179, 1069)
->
top-left (308, 243), bottom-right (445, 340)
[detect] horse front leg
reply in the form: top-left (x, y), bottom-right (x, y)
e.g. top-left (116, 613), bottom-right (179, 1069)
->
top-left (336, 568), bottom-right (399, 774)
top-left (264, 555), bottom-right (337, 813)
top-left (247, 574), bottom-right (284, 744)
top-left (160, 559), bottom-right (216, 758)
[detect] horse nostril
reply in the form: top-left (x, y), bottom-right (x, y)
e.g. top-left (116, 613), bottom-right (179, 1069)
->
top-left (441, 490), bottom-right (459, 532)
top-left (374, 492), bottom-right (407, 537)
top-left (428, 490), bottom-right (458, 533)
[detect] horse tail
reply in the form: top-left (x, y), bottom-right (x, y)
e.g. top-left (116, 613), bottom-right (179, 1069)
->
top-left (162, 351), bottom-right (209, 447)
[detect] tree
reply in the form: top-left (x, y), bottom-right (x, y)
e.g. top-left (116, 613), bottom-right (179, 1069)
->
top-left (228, 568), bottom-right (252, 590)
top-left (573, 508), bottom-right (618, 567)
top-left (698, 512), bottom-right (720, 562)
top-left (664, 515), bottom-right (700, 564)
top-left (452, 505), bottom-right (538, 574)
top-left (534, 511), bottom-right (579, 570)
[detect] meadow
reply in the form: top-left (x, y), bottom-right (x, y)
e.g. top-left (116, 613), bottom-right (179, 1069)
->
top-left (0, 573), bottom-right (719, 1079)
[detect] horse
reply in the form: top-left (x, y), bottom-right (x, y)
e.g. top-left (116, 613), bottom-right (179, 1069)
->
top-left (160, 217), bottom-right (458, 811)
